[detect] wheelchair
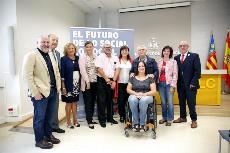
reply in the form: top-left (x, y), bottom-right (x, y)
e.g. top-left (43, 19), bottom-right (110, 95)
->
top-left (124, 97), bottom-right (157, 139)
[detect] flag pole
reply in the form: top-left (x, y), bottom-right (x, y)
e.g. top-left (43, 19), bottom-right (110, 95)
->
top-left (222, 27), bottom-right (230, 95)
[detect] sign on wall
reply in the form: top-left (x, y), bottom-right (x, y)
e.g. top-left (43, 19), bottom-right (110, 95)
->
top-left (70, 27), bottom-right (134, 56)
top-left (70, 27), bottom-right (134, 120)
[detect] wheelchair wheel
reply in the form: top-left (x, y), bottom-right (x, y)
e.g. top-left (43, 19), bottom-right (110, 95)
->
top-left (151, 130), bottom-right (156, 139)
top-left (125, 131), bottom-right (129, 137)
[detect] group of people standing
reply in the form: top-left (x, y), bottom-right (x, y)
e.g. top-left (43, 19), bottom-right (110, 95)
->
top-left (22, 33), bottom-right (201, 149)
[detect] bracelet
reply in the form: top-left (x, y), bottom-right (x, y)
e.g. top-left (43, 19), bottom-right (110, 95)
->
top-left (62, 88), bottom-right (66, 90)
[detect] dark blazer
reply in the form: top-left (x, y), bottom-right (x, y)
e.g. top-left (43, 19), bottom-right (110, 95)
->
top-left (174, 52), bottom-right (201, 89)
top-left (130, 55), bottom-right (159, 81)
top-left (61, 55), bottom-right (79, 92)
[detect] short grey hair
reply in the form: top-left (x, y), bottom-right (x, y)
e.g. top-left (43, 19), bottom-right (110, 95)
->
top-left (137, 45), bottom-right (147, 51)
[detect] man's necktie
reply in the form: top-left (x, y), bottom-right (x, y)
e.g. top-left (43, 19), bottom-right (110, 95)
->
top-left (52, 50), bottom-right (57, 62)
top-left (181, 54), bottom-right (185, 64)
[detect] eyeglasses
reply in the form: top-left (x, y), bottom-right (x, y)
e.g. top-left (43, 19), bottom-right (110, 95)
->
top-left (179, 45), bottom-right (188, 48)
top-left (104, 47), bottom-right (112, 49)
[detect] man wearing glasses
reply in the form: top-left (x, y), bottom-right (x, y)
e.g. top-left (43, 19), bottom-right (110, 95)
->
top-left (95, 43), bottom-right (119, 128)
top-left (173, 41), bottom-right (201, 128)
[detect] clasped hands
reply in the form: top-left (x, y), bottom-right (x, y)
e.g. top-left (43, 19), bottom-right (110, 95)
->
top-left (106, 79), bottom-right (116, 90)
top-left (134, 92), bottom-right (146, 99)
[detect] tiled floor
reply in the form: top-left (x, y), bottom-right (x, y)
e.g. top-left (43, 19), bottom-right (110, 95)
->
top-left (0, 115), bottom-right (230, 153)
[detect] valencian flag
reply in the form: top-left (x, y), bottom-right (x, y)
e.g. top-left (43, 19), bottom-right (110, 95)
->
top-left (223, 32), bottom-right (230, 88)
top-left (206, 34), bottom-right (218, 69)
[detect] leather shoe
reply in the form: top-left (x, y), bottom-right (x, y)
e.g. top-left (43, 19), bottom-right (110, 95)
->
top-left (52, 128), bottom-right (65, 133)
top-left (120, 117), bottom-right (124, 123)
top-left (191, 121), bottom-right (197, 128)
top-left (92, 121), bottom-right (98, 124)
top-left (165, 121), bottom-right (172, 126)
top-left (100, 123), bottom-right (106, 128)
top-left (159, 119), bottom-right (166, 124)
top-left (108, 119), bottom-right (118, 124)
top-left (44, 134), bottom-right (60, 144)
top-left (173, 118), bottom-right (187, 123)
top-left (35, 140), bottom-right (53, 149)
top-left (88, 124), bottom-right (94, 129)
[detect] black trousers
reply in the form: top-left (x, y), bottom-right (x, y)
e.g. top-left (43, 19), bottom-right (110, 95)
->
top-left (117, 83), bottom-right (129, 118)
top-left (177, 84), bottom-right (197, 121)
top-left (83, 82), bottom-right (97, 124)
top-left (97, 77), bottom-right (114, 124)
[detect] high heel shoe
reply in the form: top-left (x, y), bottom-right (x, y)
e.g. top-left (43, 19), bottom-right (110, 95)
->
top-left (74, 123), bottom-right (80, 127)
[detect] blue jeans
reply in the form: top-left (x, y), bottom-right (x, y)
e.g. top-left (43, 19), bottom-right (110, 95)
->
top-left (128, 95), bottom-right (153, 125)
top-left (158, 82), bottom-right (174, 121)
top-left (31, 88), bottom-right (57, 142)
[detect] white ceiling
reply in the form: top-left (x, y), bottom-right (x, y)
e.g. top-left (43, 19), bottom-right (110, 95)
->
top-left (69, 0), bottom-right (191, 13)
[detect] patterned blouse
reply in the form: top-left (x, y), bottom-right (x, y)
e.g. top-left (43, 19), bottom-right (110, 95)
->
top-left (85, 55), bottom-right (97, 83)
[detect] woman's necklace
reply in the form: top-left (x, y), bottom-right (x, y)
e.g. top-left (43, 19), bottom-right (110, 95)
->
top-left (121, 58), bottom-right (128, 64)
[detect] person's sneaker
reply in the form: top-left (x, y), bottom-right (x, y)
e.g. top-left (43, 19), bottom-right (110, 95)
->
top-left (132, 124), bottom-right (139, 132)
top-left (139, 125), bottom-right (145, 132)
top-left (52, 128), bottom-right (65, 133)
top-left (44, 134), bottom-right (60, 144)
top-left (35, 140), bottom-right (53, 149)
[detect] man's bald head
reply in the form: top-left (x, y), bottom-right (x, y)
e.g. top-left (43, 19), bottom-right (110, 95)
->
top-left (37, 34), bottom-right (50, 53)
top-left (179, 40), bottom-right (189, 54)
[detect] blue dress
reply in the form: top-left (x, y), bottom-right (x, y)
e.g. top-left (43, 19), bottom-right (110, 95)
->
top-left (61, 56), bottom-right (80, 103)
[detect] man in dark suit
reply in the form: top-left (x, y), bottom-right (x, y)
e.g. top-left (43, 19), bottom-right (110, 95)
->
top-left (173, 41), bottom-right (201, 128)
top-left (49, 34), bottom-right (65, 133)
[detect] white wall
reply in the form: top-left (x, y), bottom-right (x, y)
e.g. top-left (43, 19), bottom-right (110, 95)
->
top-left (0, 0), bottom-right (86, 122)
top-left (86, 10), bottom-right (119, 28)
top-left (191, 0), bottom-right (230, 69)
top-left (119, 6), bottom-right (191, 60)
top-left (0, 0), bottom-right (17, 123)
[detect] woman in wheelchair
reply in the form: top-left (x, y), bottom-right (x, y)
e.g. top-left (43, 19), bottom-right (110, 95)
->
top-left (127, 61), bottom-right (156, 132)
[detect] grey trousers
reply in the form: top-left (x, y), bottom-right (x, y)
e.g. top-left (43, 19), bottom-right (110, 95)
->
top-left (51, 93), bottom-right (60, 129)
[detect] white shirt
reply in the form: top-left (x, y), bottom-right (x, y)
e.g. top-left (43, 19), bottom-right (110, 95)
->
top-left (117, 60), bottom-right (132, 83)
top-left (180, 51), bottom-right (189, 61)
top-left (95, 53), bottom-right (119, 78)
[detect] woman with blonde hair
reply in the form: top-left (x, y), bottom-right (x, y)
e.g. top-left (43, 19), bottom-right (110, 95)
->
top-left (61, 43), bottom-right (80, 129)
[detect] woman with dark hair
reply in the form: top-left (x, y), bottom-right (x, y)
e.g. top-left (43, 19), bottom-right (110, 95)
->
top-left (157, 45), bottom-right (178, 126)
top-left (61, 43), bottom-right (80, 129)
top-left (114, 45), bottom-right (132, 123)
top-left (127, 61), bottom-right (156, 132)
top-left (79, 41), bottom-right (98, 129)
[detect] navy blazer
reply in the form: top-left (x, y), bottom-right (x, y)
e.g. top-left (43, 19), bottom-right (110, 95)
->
top-left (61, 55), bottom-right (80, 92)
top-left (174, 52), bottom-right (201, 89)
top-left (130, 55), bottom-right (159, 82)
